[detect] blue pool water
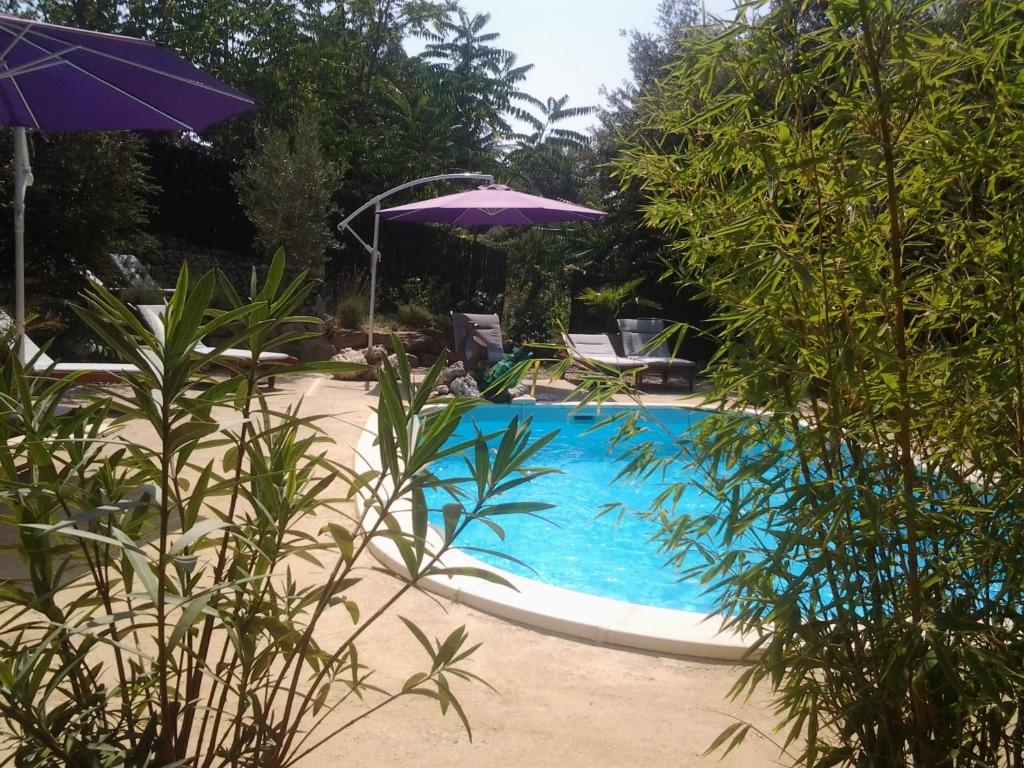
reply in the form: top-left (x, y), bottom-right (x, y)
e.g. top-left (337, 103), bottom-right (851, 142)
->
top-left (423, 405), bottom-right (726, 612)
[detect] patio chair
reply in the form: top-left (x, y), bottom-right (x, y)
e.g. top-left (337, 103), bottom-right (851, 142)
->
top-left (617, 318), bottom-right (698, 391)
top-left (0, 310), bottom-right (142, 384)
top-left (450, 312), bottom-right (506, 370)
top-left (562, 332), bottom-right (645, 374)
top-left (136, 304), bottom-right (296, 388)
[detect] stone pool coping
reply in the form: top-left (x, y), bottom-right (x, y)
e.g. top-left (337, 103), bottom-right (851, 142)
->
top-left (353, 400), bottom-right (758, 661)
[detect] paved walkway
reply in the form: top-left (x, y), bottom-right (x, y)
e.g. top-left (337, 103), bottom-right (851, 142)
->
top-left (17, 372), bottom-right (782, 767)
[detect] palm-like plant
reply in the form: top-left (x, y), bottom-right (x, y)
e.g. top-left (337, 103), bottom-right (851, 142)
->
top-left (507, 93), bottom-right (596, 199)
top-left (0, 253), bottom-right (556, 766)
top-left (516, 94), bottom-right (595, 150)
top-left (576, 277), bottom-right (661, 332)
top-left (419, 9), bottom-right (541, 164)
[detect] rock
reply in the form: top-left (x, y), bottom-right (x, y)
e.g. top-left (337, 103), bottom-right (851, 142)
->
top-left (326, 328), bottom-right (443, 358)
top-left (386, 329), bottom-right (445, 357)
top-left (332, 347), bottom-right (366, 364)
top-left (330, 346), bottom-right (420, 382)
top-left (435, 384), bottom-right (450, 396)
top-left (439, 361), bottom-right (467, 385)
top-left (363, 345), bottom-right (387, 366)
top-left (292, 335), bottom-right (336, 363)
top-left (449, 375), bottom-right (480, 398)
top-left (329, 328), bottom-right (368, 351)
top-left (331, 348), bottom-right (369, 380)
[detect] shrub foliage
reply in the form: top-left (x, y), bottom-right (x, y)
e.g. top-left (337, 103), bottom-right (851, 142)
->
top-left (0, 254), bottom-right (553, 766)
top-left (614, 0), bottom-right (1024, 764)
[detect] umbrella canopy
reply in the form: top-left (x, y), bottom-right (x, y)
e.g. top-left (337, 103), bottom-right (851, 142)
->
top-left (364, 182), bottom-right (605, 347)
top-left (378, 183), bottom-right (606, 228)
top-left (0, 12), bottom-right (256, 349)
top-left (0, 14), bottom-right (255, 131)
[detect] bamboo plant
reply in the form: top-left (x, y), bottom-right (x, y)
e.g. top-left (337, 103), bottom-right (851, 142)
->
top-left (604, 0), bottom-right (1024, 764)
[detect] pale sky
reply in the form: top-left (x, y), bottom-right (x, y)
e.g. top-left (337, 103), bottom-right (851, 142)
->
top-left (406, 0), bottom-right (739, 132)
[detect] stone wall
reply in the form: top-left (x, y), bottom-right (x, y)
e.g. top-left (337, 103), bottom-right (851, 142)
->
top-left (141, 238), bottom-right (267, 295)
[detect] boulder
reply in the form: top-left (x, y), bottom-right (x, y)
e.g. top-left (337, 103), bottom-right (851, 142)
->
top-left (363, 345), bottom-right (387, 366)
top-left (331, 348), bottom-right (370, 380)
top-left (329, 328), bottom-right (368, 351)
top-left (292, 335), bottom-right (336, 363)
top-left (387, 329), bottom-right (445, 357)
top-left (330, 346), bottom-right (419, 381)
top-left (449, 375), bottom-right (480, 398)
top-left (439, 361), bottom-right (467, 385)
top-left (382, 352), bottom-right (418, 370)
top-left (326, 328), bottom-right (444, 359)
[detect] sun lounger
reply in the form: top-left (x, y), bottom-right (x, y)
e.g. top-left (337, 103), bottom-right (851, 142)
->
top-left (1, 309), bottom-right (141, 384)
top-left (617, 318), bottom-right (698, 391)
top-left (18, 337), bottom-right (141, 383)
top-left (451, 312), bottom-right (506, 369)
top-left (136, 304), bottom-right (295, 387)
top-left (109, 253), bottom-right (175, 295)
top-left (562, 332), bottom-right (645, 373)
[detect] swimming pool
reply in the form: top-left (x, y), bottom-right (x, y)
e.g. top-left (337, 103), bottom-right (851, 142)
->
top-left (356, 402), bottom-right (754, 658)
top-left (423, 404), bottom-right (721, 612)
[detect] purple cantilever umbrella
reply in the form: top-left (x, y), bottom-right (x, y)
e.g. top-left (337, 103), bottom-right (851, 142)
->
top-left (378, 183), bottom-right (605, 227)
top-left (369, 183), bottom-right (605, 344)
top-left (0, 12), bottom-right (257, 345)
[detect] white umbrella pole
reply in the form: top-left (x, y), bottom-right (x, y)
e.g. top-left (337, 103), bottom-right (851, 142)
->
top-left (12, 127), bottom-right (32, 359)
top-left (367, 201), bottom-right (381, 348)
top-left (337, 173), bottom-right (495, 351)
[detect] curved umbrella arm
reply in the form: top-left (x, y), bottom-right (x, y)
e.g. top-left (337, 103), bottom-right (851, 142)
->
top-left (336, 172), bottom-right (495, 237)
top-left (336, 172), bottom-right (495, 347)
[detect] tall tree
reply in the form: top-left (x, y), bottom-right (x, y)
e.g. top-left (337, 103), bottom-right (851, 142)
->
top-left (507, 94), bottom-right (595, 199)
top-left (420, 9), bottom-right (539, 168)
top-left (232, 115), bottom-right (342, 280)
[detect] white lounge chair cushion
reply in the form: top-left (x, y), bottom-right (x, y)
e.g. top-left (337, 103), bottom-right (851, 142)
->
top-left (48, 362), bottom-right (141, 374)
top-left (197, 344), bottom-right (291, 363)
top-left (138, 304), bottom-right (292, 365)
top-left (564, 334), bottom-right (644, 369)
top-left (135, 305), bottom-right (167, 343)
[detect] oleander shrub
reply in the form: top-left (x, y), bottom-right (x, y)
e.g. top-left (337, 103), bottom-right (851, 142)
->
top-left (0, 252), bottom-right (553, 767)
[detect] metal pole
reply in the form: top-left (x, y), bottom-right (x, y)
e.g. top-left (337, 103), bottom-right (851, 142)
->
top-left (337, 172), bottom-right (495, 235)
top-left (368, 202), bottom-right (381, 348)
top-left (337, 172), bottom-right (495, 348)
top-left (13, 127), bottom-right (32, 360)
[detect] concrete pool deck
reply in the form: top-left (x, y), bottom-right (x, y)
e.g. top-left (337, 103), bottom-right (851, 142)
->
top-left (89, 372), bottom-right (781, 767)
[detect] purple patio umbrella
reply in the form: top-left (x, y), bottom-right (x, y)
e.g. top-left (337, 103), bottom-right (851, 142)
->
top-left (0, 12), bottom-right (257, 345)
top-left (368, 183), bottom-right (605, 344)
top-left (378, 183), bottom-right (606, 227)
